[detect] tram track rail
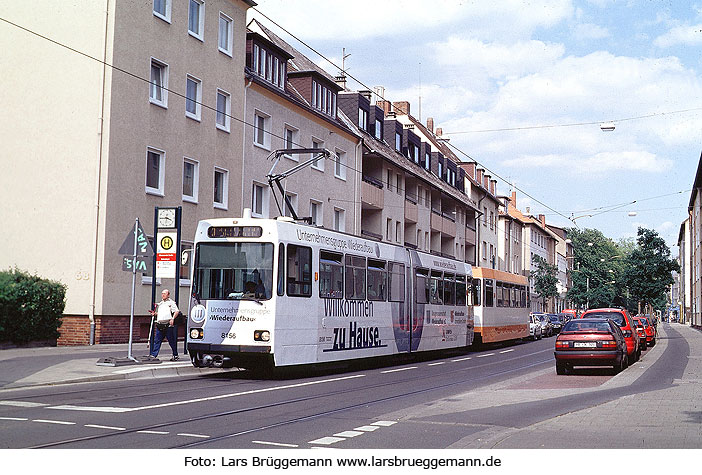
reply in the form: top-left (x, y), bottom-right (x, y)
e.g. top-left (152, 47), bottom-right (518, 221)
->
top-left (26, 354), bottom-right (553, 449)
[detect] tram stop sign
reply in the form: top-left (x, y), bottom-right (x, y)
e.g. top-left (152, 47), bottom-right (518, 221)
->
top-left (118, 220), bottom-right (154, 275)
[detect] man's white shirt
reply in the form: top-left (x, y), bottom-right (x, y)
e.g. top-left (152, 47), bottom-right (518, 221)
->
top-left (156, 298), bottom-right (179, 323)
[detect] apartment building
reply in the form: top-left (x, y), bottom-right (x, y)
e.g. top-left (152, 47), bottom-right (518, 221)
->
top-left (677, 219), bottom-right (691, 324)
top-left (686, 154), bottom-right (702, 327)
top-left (243, 20), bottom-right (360, 233)
top-left (548, 224), bottom-right (573, 313)
top-left (1, 0), bottom-right (255, 344)
top-left (497, 193), bottom-right (525, 275)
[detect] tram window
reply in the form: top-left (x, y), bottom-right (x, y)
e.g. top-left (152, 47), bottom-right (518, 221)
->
top-left (415, 268), bottom-right (429, 304)
top-left (367, 259), bottom-right (386, 301)
top-left (430, 270), bottom-right (443, 305)
top-left (520, 287), bottom-right (527, 308)
top-left (388, 262), bottom-right (405, 302)
top-left (443, 273), bottom-right (455, 306)
top-left (484, 279), bottom-right (494, 307)
top-left (319, 250), bottom-right (343, 298)
top-left (277, 243), bottom-right (285, 296)
top-left (455, 275), bottom-right (466, 306)
top-left (511, 286), bottom-right (518, 307)
top-left (287, 244), bottom-right (312, 297)
top-left (345, 255), bottom-right (366, 300)
top-left (472, 278), bottom-right (481, 306)
top-left (496, 282), bottom-right (503, 307)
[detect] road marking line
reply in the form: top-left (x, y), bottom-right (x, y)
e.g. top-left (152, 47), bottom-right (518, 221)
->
top-left (381, 366), bottom-right (417, 373)
top-left (137, 430), bottom-right (169, 435)
top-left (427, 362), bottom-right (446, 366)
top-left (333, 430), bottom-right (364, 438)
top-left (178, 433), bottom-right (210, 438)
top-left (477, 353), bottom-right (495, 358)
top-left (372, 421), bottom-right (397, 427)
top-left (0, 400), bottom-right (48, 407)
top-left (0, 416), bottom-right (28, 421)
top-left (85, 424), bottom-right (126, 431)
top-left (252, 441), bottom-right (299, 448)
top-left (451, 356), bottom-right (472, 362)
top-left (309, 436), bottom-right (345, 445)
top-left (354, 425), bottom-right (380, 432)
top-left (33, 419), bottom-right (75, 425)
top-left (49, 374), bottom-right (366, 413)
top-left (500, 349), bottom-right (515, 354)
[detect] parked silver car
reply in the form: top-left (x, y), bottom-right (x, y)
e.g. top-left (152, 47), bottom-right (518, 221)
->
top-left (529, 313), bottom-right (543, 340)
top-left (531, 312), bottom-right (554, 337)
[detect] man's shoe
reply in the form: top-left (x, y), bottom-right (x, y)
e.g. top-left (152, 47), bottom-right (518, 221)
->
top-left (170, 355), bottom-right (179, 361)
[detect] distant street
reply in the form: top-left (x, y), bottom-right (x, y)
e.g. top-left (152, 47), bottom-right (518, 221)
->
top-left (0, 323), bottom-right (695, 449)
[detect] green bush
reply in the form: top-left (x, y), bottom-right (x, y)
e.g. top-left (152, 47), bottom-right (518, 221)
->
top-left (0, 268), bottom-right (66, 344)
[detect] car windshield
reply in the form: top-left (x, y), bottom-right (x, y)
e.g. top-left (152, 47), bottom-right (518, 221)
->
top-left (549, 316), bottom-right (559, 322)
top-left (563, 321), bottom-right (611, 332)
top-left (583, 311), bottom-right (625, 326)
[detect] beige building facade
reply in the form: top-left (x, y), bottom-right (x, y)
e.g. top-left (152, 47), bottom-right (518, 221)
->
top-left (1, 0), bottom-right (255, 343)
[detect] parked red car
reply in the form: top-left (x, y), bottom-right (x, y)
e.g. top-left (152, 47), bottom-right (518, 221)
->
top-left (635, 316), bottom-right (656, 347)
top-left (554, 318), bottom-right (628, 375)
top-left (562, 309), bottom-right (578, 320)
top-left (580, 308), bottom-right (641, 364)
top-left (633, 317), bottom-right (648, 350)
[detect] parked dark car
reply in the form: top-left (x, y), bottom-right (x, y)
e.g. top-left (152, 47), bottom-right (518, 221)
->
top-left (554, 318), bottom-right (628, 375)
top-left (548, 314), bottom-right (563, 334)
top-left (580, 308), bottom-right (641, 364)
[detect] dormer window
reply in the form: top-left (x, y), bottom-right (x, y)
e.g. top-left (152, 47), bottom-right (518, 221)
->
top-left (251, 41), bottom-right (286, 90)
top-left (311, 79), bottom-right (337, 118)
top-left (358, 108), bottom-right (368, 131)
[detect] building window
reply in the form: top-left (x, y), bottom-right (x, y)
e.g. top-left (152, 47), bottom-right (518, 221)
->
top-left (283, 126), bottom-right (298, 160)
top-left (216, 89), bottom-right (230, 132)
top-left (386, 218), bottom-right (392, 241)
top-left (182, 158), bottom-right (199, 203)
top-left (358, 108), bottom-right (368, 131)
top-left (438, 161), bottom-right (443, 180)
top-left (218, 12), bottom-right (232, 56)
top-left (149, 58), bottom-right (168, 107)
top-left (395, 132), bottom-right (402, 152)
top-left (334, 149), bottom-right (346, 180)
top-left (253, 111), bottom-right (270, 149)
top-left (396, 221), bottom-right (402, 243)
top-left (153, 0), bottom-right (171, 22)
top-left (396, 173), bottom-right (401, 195)
top-left (185, 75), bottom-right (201, 120)
top-left (311, 138), bottom-right (324, 171)
top-left (334, 208), bottom-right (345, 232)
top-left (374, 119), bottom-right (382, 140)
top-left (252, 182), bottom-right (268, 217)
top-left (283, 192), bottom-right (298, 218)
top-left (188, 0), bottom-right (204, 40)
top-left (213, 168), bottom-right (228, 209)
top-left (146, 148), bottom-right (165, 196)
top-left (310, 200), bottom-right (322, 226)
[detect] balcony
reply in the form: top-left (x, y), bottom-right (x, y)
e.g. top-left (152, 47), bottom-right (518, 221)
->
top-left (404, 197), bottom-right (418, 223)
top-left (465, 225), bottom-right (476, 245)
top-left (361, 229), bottom-right (382, 241)
top-left (430, 210), bottom-right (442, 231)
top-left (441, 216), bottom-right (456, 238)
top-left (361, 178), bottom-right (383, 210)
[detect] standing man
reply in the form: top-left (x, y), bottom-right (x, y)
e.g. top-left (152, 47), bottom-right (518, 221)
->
top-left (149, 289), bottom-right (180, 361)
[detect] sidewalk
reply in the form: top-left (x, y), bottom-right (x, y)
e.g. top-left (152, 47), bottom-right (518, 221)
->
top-left (0, 342), bottom-right (235, 390)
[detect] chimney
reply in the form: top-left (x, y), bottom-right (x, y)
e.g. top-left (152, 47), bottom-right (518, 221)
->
top-left (511, 191), bottom-right (517, 205)
top-left (427, 117), bottom-right (434, 133)
top-left (436, 127), bottom-right (443, 136)
top-left (392, 101), bottom-right (410, 115)
top-left (467, 162), bottom-right (476, 178)
top-left (377, 100), bottom-right (392, 116)
top-left (539, 214), bottom-right (546, 228)
top-left (477, 168), bottom-right (484, 184)
top-left (373, 85), bottom-right (385, 105)
top-left (359, 90), bottom-right (372, 102)
top-left (483, 174), bottom-right (490, 189)
top-left (335, 75), bottom-right (347, 90)
top-left (490, 179), bottom-right (496, 196)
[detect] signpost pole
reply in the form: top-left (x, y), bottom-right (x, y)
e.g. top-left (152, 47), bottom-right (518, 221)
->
top-left (127, 217), bottom-right (139, 362)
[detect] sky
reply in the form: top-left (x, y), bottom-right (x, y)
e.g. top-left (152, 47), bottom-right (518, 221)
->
top-left (250, 0), bottom-right (702, 254)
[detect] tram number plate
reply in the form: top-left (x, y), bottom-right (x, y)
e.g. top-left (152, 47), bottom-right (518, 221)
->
top-left (574, 342), bottom-right (596, 348)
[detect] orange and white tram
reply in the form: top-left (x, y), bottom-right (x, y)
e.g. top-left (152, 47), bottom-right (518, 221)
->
top-left (186, 212), bottom-right (474, 369)
top-left (471, 267), bottom-right (530, 344)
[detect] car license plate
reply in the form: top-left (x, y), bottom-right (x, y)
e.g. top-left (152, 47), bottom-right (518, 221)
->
top-left (574, 342), bottom-right (596, 348)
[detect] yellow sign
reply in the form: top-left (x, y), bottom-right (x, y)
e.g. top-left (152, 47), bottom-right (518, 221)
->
top-left (160, 235), bottom-right (174, 251)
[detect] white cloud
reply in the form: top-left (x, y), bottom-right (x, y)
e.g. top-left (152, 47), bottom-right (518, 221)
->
top-left (653, 24), bottom-right (702, 48)
top-left (572, 22), bottom-right (610, 41)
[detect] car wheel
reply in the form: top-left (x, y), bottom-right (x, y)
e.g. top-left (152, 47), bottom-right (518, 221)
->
top-left (650, 338), bottom-right (656, 347)
top-left (556, 362), bottom-right (567, 375)
top-left (623, 353), bottom-right (629, 369)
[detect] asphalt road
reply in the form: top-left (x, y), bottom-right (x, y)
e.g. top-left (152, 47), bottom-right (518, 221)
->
top-left (0, 328), bottom-right (681, 449)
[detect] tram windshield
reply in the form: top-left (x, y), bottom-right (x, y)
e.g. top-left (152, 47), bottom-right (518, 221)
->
top-left (195, 242), bottom-right (274, 301)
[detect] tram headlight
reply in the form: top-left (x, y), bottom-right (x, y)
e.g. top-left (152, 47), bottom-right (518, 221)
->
top-left (190, 328), bottom-right (203, 339)
top-left (254, 330), bottom-right (270, 342)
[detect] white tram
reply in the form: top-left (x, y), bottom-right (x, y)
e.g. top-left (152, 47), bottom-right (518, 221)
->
top-left (186, 213), bottom-right (474, 369)
top-left (471, 267), bottom-right (530, 344)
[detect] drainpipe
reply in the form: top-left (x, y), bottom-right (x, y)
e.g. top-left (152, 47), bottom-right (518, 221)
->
top-left (475, 189), bottom-right (486, 267)
top-left (89, 0), bottom-right (110, 345)
top-left (354, 138), bottom-right (363, 235)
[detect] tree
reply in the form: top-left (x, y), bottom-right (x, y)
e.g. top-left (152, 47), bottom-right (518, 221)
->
top-left (622, 227), bottom-right (680, 314)
top-left (531, 255), bottom-right (558, 311)
top-left (565, 228), bottom-right (622, 309)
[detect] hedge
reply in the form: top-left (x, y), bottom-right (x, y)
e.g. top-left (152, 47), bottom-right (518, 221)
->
top-left (0, 268), bottom-right (66, 344)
